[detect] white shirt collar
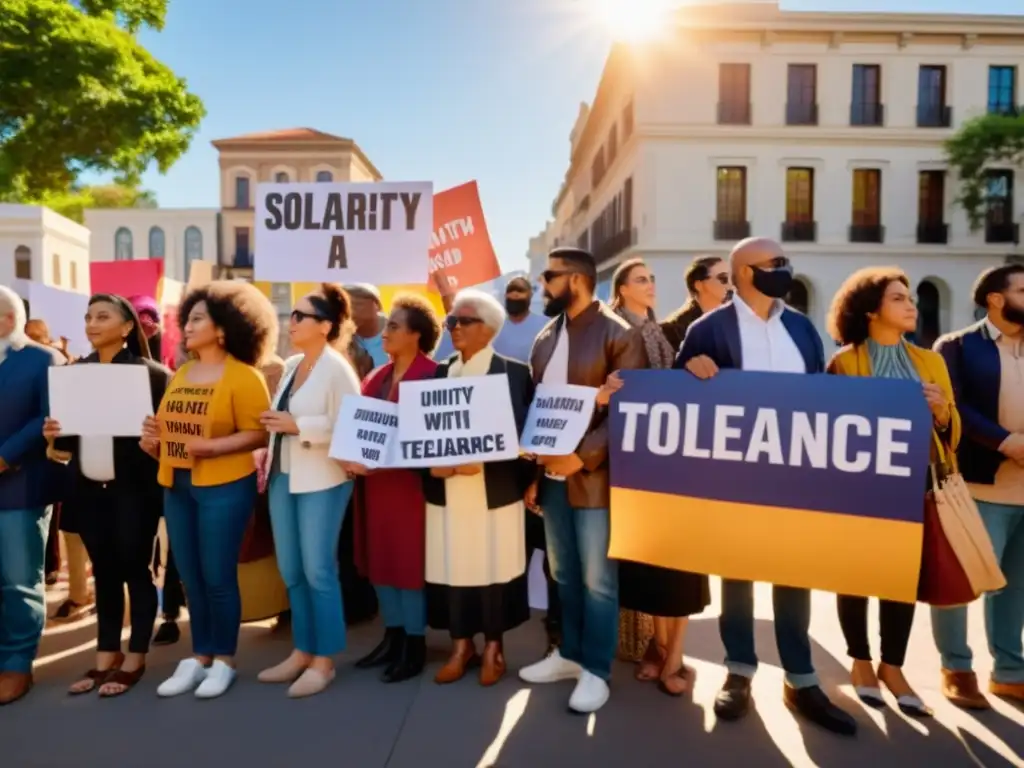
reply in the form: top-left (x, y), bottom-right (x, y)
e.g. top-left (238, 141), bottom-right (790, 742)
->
top-left (733, 293), bottom-right (785, 322)
top-left (984, 317), bottom-right (1004, 341)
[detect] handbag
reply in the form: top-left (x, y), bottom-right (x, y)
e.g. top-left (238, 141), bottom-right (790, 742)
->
top-left (917, 433), bottom-right (1006, 607)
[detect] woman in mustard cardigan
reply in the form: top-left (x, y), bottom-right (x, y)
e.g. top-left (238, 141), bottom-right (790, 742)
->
top-left (826, 267), bottom-right (961, 717)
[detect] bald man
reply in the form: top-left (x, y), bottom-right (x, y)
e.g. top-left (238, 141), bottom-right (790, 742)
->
top-left (674, 238), bottom-right (855, 736)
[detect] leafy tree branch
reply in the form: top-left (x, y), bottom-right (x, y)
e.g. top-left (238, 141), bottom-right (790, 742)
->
top-left (945, 112), bottom-right (1024, 231)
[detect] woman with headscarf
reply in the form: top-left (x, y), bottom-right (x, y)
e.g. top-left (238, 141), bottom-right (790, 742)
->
top-left (43, 294), bottom-right (171, 697)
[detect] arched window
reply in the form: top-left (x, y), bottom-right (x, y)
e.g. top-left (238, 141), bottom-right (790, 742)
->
top-left (786, 279), bottom-right (811, 315)
top-left (274, 171), bottom-right (290, 183)
top-left (14, 245), bottom-right (31, 279)
top-left (115, 228), bottom-right (133, 261)
top-left (315, 170), bottom-right (333, 182)
top-left (916, 280), bottom-right (941, 349)
top-left (70, 262), bottom-right (78, 290)
top-left (184, 226), bottom-right (203, 269)
top-left (149, 226), bottom-right (165, 259)
top-left (52, 254), bottom-right (61, 286)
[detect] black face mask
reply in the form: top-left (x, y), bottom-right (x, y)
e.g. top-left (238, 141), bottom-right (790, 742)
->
top-left (751, 265), bottom-right (794, 299)
top-left (543, 289), bottom-right (572, 318)
top-left (1002, 303), bottom-right (1024, 326)
top-left (505, 298), bottom-right (530, 317)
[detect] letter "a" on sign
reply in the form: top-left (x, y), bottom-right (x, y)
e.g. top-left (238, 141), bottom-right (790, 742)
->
top-left (327, 235), bottom-right (347, 269)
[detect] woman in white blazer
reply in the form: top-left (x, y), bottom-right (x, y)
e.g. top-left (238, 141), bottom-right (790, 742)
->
top-left (256, 284), bottom-right (361, 698)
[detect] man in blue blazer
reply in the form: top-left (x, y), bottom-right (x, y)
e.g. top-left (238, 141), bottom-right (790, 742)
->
top-left (0, 285), bottom-right (64, 705)
top-left (674, 237), bottom-right (856, 736)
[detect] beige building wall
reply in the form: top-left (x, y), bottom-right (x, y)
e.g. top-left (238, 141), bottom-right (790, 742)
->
top-left (0, 204), bottom-right (91, 293)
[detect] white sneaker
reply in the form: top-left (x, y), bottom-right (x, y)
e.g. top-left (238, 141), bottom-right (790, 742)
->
top-left (157, 659), bottom-right (208, 698)
top-left (568, 671), bottom-right (610, 714)
top-left (194, 660), bottom-right (236, 699)
top-left (519, 649), bottom-right (583, 684)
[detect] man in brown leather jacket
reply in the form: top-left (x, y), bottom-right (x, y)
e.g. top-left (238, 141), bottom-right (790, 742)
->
top-left (518, 247), bottom-right (647, 714)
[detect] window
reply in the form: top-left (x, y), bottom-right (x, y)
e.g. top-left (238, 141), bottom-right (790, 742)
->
top-left (782, 168), bottom-right (815, 242)
top-left (917, 171), bottom-right (947, 244)
top-left (624, 176), bottom-right (633, 232)
top-left (606, 124), bottom-right (618, 166)
top-left (622, 99), bottom-right (634, 139)
top-left (274, 171), bottom-right (290, 183)
top-left (184, 225), bottom-right (202, 266)
top-left (718, 63), bottom-right (751, 124)
top-left (52, 254), bottom-right (61, 286)
top-left (591, 147), bottom-right (606, 189)
top-left (851, 64), bottom-right (883, 126)
top-left (114, 227), bottom-right (133, 261)
top-left (786, 64), bottom-right (817, 125)
top-left (70, 262), bottom-right (78, 290)
top-left (234, 227), bottom-right (251, 265)
top-left (851, 169), bottom-right (883, 242)
top-left (234, 175), bottom-right (251, 208)
top-left (148, 226), bottom-right (165, 259)
top-left (985, 170), bottom-right (1016, 243)
top-left (917, 66), bottom-right (950, 127)
top-left (988, 66), bottom-right (1016, 115)
top-left (14, 245), bottom-right (31, 279)
top-left (315, 170), bottom-right (333, 182)
top-left (716, 167), bottom-right (746, 223)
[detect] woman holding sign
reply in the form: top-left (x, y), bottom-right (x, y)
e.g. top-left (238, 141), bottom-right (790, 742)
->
top-left (141, 281), bottom-right (275, 701)
top-left (425, 289), bottom-right (534, 687)
top-left (43, 294), bottom-right (171, 698)
top-left (607, 259), bottom-right (710, 696)
top-left (348, 294), bottom-right (441, 683)
top-left (826, 267), bottom-right (961, 717)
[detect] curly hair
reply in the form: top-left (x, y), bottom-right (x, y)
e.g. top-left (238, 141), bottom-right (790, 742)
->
top-left (826, 267), bottom-right (910, 346)
top-left (390, 292), bottom-right (442, 355)
top-left (308, 282), bottom-right (355, 350)
top-left (178, 281), bottom-right (279, 366)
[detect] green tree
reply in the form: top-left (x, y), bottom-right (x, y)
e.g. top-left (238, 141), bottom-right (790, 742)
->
top-left (33, 182), bottom-right (157, 223)
top-left (0, 0), bottom-right (205, 198)
top-left (945, 112), bottom-right (1024, 230)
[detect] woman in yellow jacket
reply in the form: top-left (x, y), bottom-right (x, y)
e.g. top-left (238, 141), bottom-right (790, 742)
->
top-left (826, 267), bottom-right (961, 717)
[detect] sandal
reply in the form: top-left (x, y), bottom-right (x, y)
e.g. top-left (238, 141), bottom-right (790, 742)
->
top-left (657, 665), bottom-right (696, 698)
top-left (99, 666), bottom-right (146, 698)
top-left (635, 638), bottom-right (665, 682)
top-left (68, 653), bottom-right (124, 696)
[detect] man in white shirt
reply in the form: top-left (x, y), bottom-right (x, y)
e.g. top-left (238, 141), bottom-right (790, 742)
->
top-left (675, 237), bottom-right (856, 737)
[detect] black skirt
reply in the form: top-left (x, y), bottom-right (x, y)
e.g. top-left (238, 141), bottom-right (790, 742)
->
top-left (426, 573), bottom-right (530, 639)
top-left (618, 560), bottom-right (710, 618)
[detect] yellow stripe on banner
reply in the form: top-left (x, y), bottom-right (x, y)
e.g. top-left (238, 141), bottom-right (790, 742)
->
top-left (609, 488), bottom-right (923, 603)
top-left (252, 282), bottom-right (445, 317)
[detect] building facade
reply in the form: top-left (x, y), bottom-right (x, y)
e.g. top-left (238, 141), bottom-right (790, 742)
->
top-left (0, 204), bottom-right (91, 293)
top-left (535, 2), bottom-right (1024, 345)
top-left (83, 208), bottom-right (218, 284)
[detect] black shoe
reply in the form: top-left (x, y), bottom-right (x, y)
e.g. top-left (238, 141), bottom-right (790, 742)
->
top-left (152, 621), bottom-right (180, 646)
top-left (356, 627), bottom-right (404, 669)
top-left (714, 673), bottom-right (753, 720)
top-left (783, 684), bottom-right (858, 736)
top-left (382, 634), bottom-right (426, 683)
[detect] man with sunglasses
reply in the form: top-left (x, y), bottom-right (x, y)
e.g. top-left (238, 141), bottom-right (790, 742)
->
top-left (518, 247), bottom-right (646, 714)
top-left (675, 237), bottom-right (856, 736)
top-left (660, 255), bottom-right (732, 352)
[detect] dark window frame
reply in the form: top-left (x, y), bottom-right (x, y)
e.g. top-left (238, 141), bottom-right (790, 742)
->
top-left (852, 169), bottom-right (882, 227)
top-left (716, 166), bottom-right (747, 224)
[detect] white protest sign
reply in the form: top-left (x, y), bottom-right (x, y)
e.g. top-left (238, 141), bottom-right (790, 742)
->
top-left (328, 395), bottom-right (398, 470)
top-left (254, 181), bottom-right (434, 284)
top-left (13, 280), bottom-right (91, 359)
top-left (520, 384), bottom-right (598, 455)
top-left (48, 364), bottom-right (154, 436)
top-left (393, 375), bottom-right (519, 468)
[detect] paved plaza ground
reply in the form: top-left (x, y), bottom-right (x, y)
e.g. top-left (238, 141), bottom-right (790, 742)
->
top-left (2, 581), bottom-right (1021, 768)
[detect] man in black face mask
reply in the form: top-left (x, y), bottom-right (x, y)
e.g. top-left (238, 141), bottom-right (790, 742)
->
top-left (674, 237), bottom-right (857, 736)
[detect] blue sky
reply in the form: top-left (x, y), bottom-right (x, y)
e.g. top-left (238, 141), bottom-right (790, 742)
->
top-left (128, 0), bottom-right (1018, 273)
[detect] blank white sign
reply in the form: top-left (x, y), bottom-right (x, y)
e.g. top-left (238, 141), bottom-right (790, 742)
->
top-left (48, 364), bottom-right (153, 437)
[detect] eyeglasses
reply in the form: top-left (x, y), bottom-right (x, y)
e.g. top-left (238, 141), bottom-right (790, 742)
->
top-left (629, 275), bottom-right (655, 286)
top-left (707, 274), bottom-right (730, 285)
top-left (291, 309), bottom-right (328, 324)
top-left (445, 316), bottom-right (484, 331)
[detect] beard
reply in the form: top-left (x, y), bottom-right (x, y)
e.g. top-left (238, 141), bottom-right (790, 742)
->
top-left (543, 288), bottom-right (572, 317)
top-left (1002, 303), bottom-right (1024, 326)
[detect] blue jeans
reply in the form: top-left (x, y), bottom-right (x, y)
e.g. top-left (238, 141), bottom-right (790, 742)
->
top-left (268, 474), bottom-right (351, 656)
top-left (539, 480), bottom-right (618, 680)
top-left (0, 507), bottom-right (51, 673)
top-left (376, 585), bottom-right (426, 636)
top-left (931, 499), bottom-right (1024, 683)
top-left (719, 579), bottom-right (817, 688)
top-left (164, 471), bottom-right (256, 658)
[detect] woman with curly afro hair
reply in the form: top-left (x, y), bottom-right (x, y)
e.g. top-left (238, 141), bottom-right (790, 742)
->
top-left (826, 266), bottom-right (961, 718)
top-left (140, 280), bottom-right (278, 700)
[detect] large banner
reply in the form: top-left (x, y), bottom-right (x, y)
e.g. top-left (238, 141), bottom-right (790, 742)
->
top-left (609, 369), bottom-right (933, 602)
top-left (254, 181), bottom-right (433, 284)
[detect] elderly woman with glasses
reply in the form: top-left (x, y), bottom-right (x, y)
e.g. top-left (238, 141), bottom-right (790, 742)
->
top-left (425, 288), bottom-right (534, 688)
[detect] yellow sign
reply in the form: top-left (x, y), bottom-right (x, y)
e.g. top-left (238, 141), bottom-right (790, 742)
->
top-left (158, 382), bottom-right (216, 469)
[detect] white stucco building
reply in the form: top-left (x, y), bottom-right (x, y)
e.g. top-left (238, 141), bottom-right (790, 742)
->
top-left (0, 204), bottom-right (91, 293)
top-left (533, 2), bottom-right (1024, 346)
top-left (84, 207), bottom-right (218, 284)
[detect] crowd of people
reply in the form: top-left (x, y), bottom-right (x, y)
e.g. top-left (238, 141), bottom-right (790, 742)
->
top-left (0, 238), bottom-right (1021, 739)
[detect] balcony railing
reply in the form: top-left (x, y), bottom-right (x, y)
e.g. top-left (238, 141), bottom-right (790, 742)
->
top-left (786, 102), bottom-right (818, 126)
top-left (717, 101), bottom-right (752, 125)
top-left (713, 220), bottom-right (751, 241)
top-left (849, 224), bottom-right (885, 243)
top-left (593, 227), bottom-right (638, 265)
top-left (850, 102), bottom-right (884, 127)
top-left (985, 222), bottom-right (1020, 245)
top-left (780, 220), bottom-right (817, 242)
top-left (916, 103), bottom-right (952, 128)
top-left (916, 222), bottom-right (949, 244)
top-left (232, 250), bottom-right (254, 268)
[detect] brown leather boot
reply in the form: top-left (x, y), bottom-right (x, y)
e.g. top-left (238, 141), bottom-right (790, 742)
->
top-left (434, 639), bottom-right (478, 685)
top-left (479, 641), bottom-right (506, 687)
top-left (941, 669), bottom-right (991, 710)
top-left (989, 679), bottom-right (1024, 703)
top-left (0, 672), bottom-right (33, 706)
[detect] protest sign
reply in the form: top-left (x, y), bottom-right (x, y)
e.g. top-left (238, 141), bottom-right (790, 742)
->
top-left (520, 384), bottom-right (598, 455)
top-left (48, 365), bottom-right (153, 436)
top-left (158, 382), bottom-right (216, 469)
top-left (328, 395), bottom-right (399, 469)
top-left (12, 281), bottom-right (91, 358)
top-left (609, 369), bottom-right (933, 602)
top-left (393, 375), bottom-right (519, 468)
top-left (254, 181), bottom-right (434, 284)
top-left (429, 181), bottom-right (500, 293)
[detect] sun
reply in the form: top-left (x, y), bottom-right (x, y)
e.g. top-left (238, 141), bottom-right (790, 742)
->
top-left (594, 0), bottom-right (674, 43)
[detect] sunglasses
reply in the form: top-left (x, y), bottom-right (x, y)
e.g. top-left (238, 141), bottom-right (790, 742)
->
top-left (291, 309), bottom-right (328, 324)
top-left (541, 269), bottom-right (580, 283)
top-left (705, 274), bottom-right (730, 285)
top-left (755, 256), bottom-right (790, 270)
top-left (445, 316), bottom-right (484, 331)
